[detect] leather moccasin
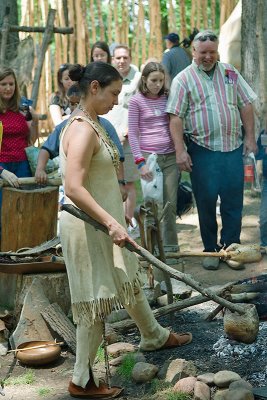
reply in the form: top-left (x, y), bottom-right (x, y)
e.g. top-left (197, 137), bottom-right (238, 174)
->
top-left (68, 381), bottom-right (124, 399)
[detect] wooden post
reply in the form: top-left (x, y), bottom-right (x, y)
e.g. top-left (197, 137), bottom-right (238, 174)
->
top-left (31, 9), bottom-right (56, 109)
top-left (0, 8), bottom-right (10, 65)
top-left (1, 186), bottom-right (58, 252)
top-left (180, 0), bottom-right (187, 39)
top-left (96, 0), bottom-right (105, 41)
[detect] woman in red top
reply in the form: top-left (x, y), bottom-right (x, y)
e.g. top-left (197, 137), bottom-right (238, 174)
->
top-left (0, 67), bottom-right (38, 189)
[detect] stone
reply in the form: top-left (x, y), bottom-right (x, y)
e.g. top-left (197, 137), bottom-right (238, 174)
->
top-left (161, 279), bottom-right (192, 299)
top-left (197, 372), bottom-right (215, 386)
top-left (214, 389), bottom-right (229, 400)
top-left (157, 294), bottom-right (168, 307)
top-left (214, 370), bottom-right (241, 388)
top-left (142, 281), bottom-right (162, 305)
top-left (194, 380), bottom-right (211, 400)
top-left (131, 362), bottom-right (158, 383)
top-left (10, 278), bottom-right (56, 348)
top-left (106, 309), bottom-right (129, 324)
top-left (105, 323), bottom-right (120, 345)
top-left (109, 355), bottom-right (124, 366)
top-left (225, 389), bottom-right (254, 400)
top-left (229, 379), bottom-right (253, 392)
top-left (158, 358), bottom-right (197, 384)
top-left (107, 342), bottom-right (136, 358)
top-left (173, 376), bottom-right (197, 394)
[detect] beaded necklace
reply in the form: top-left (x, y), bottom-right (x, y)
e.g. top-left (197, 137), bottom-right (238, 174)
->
top-left (77, 104), bottom-right (120, 171)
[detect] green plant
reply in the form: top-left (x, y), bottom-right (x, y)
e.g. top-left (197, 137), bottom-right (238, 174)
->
top-left (37, 387), bottom-right (52, 397)
top-left (95, 346), bottom-right (105, 363)
top-left (117, 353), bottom-right (136, 379)
top-left (150, 378), bottom-right (172, 394)
top-left (166, 391), bottom-right (193, 400)
top-left (5, 370), bottom-right (35, 386)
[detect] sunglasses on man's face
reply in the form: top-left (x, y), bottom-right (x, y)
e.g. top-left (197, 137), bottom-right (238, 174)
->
top-left (194, 33), bottom-right (218, 42)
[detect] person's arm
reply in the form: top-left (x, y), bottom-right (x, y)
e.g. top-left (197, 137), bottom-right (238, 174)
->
top-left (239, 103), bottom-right (257, 155)
top-left (128, 96), bottom-right (152, 181)
top-left (35, 149), bottom-right (50, 184)
top-left (169, 114), bottom-right (193, 172)
top-left (27, 107), bottom-right (39, 144)
top-left (117, 162), bottom-right (128, 202)
top-left (63, 119), bottom-right (138, 248)
top-left (49, 104), bottom-right (65, 127)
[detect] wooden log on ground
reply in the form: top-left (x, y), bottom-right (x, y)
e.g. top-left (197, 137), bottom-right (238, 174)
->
top-left (1, 186), bottom-right (58, 251)
top-left (111, 283), bottom-right (234, 333)
top-left (41, 303), bottom-right (76, 354)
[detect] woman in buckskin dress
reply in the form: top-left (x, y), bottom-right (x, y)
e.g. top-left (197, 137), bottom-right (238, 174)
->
top-left (59, 62), bottom-right (192, 399)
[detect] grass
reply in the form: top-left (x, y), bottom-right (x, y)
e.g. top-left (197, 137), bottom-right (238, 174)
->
top-left (117, 353), bottom-right (136, 379)
top-left (150, 379), bottom-right (172, 394)
top-left (95, 346), bottom-right (105, 363)
top-left (5, 370), bottom-right (35, 386)
top-left (37, 387), bottom-right (52, 397)
top-left (166, 392), bottom-right (193, 400)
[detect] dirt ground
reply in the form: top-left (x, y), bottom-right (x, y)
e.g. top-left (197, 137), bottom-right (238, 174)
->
top-left (1, 192), bottom-right (266, 400)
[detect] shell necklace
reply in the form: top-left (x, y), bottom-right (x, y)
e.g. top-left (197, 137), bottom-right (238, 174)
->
top-left (78, 104), bottom-right (120, 171)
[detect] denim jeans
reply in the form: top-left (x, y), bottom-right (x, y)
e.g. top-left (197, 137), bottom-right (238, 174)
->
top-left (260, 177), bottom-right (267, 246)
top-left (143, 152), bottom-right (180, 248)
top-left (187, 141), bottom-right (244, 252)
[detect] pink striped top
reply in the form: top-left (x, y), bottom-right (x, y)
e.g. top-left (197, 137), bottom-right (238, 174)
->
top-left (128, 93), bottom-right (175, 161)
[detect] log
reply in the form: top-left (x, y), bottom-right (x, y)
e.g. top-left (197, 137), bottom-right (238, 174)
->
top-left (0, 176), bottom-right (61, 187)
top-left (1, 186), bottom-right (58, 251)
top-left (9, 25), bottom-right (73, 34)
top-left (111, 283), bottom-right (234, 333)
top-left (41, 303), bottom-right (76, 354)
top-left (62, 204), bottom-right (246, 316)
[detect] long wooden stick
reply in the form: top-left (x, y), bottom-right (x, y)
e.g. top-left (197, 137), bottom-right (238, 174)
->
top-left (0, 177), bottom-right (62, 188)
top-left (61, 204), bottom-right (246, 316)
top-left (8, 341), bottom-right (64, 353)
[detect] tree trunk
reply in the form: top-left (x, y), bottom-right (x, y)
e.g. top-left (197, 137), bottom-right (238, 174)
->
top-left (241, 0), bottom-right (267, 132)
top-left (0, 0), bottom-right (19, 63)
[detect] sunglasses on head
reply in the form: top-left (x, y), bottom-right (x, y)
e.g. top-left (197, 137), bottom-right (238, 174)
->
top-left (59, 63), bottom-right (68, 69)
top-left (194, 33), bottom-right (218, 42)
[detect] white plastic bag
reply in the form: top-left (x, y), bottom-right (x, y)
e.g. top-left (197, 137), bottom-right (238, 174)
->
top-left (141, 153), bottom-right (163, 203)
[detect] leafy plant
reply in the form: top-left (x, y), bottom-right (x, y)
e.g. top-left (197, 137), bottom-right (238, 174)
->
top-left (166, 391), bottom-right (193, 400)
top-left (5, 370), bottom-right (35, 386)
top-left (37, 387), bottom-right (52, 397)
top-left (95, 346), bottom-right (105, 363)
top-left (117, 353), bottom-right (136, 379)
top-left (150, 378), bottom-right (172, 394)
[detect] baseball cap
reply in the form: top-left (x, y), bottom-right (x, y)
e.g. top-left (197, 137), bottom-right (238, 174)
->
top-left (164, 32), bottom-right (180, 43)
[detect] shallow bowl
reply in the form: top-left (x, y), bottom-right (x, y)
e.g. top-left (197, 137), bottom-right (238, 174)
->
top-left (16, 340), bottom-right (61, 366)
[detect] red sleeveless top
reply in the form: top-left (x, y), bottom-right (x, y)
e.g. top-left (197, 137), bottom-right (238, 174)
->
top-left (0, 110), bottom-right (29, 162)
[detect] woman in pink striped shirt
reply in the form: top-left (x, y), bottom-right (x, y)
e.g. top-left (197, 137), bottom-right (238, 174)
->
top-left (128, 62), bottom-right (180, 254)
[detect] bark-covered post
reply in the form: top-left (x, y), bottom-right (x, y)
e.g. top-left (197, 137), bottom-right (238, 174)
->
top-left (241, 0), bottom-right (267, 132)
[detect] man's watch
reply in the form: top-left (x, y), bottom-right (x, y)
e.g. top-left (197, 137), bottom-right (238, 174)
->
top-left (118, 179), bottom-right (127, 186)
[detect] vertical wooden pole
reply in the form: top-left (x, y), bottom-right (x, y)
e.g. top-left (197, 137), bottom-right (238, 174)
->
top-left (211, 0), bottom-right (216, 30)
top-left (191, 0), bottom-right (196, 29)
top-left (202, 0), bottom-right (208, 29)
top-left (81, 0), bottom-right (90, 63)
top-left (139, 0), bottom-right (146, 65)
top-left (113, 0), bottom-right (120, 43)
top-left (96, 0), bottom-right (105, 41)
top-left (180, 0), bottom-right (187, 39)
top-left (76, 0), bottom-right (86, 66)
top-left (196, 0), bottom-right (202, 30)
top-left (89, 0), bottom-right (97, 44)
top-left (107, 0), bottom-right (113, 45)
top-left (168, 0), bottom-right (176, 33)
top-left (68, 0), bottom-right (75, 64)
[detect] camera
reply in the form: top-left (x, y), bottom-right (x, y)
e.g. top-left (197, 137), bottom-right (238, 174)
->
top-left (19, 96), bottom-right (33, 121)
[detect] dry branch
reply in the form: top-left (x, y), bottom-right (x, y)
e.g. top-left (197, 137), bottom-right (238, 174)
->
top-left (61, 204), bottom-right (246, 316)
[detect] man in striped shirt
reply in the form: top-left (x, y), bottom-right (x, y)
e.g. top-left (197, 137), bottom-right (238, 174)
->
top-left (166, 30), bottom-right (257, 271)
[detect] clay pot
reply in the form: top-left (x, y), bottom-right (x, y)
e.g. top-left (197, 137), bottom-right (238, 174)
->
top-left (223, 303), bottom-right (259, 344)
top-left (16, 341), bottom-right (61, 366)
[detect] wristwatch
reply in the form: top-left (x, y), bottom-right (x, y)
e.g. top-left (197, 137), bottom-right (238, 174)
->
top-left (118, 179), bottom-right (127, 186)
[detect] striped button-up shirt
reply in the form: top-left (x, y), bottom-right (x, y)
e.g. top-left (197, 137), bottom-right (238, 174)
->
top-left (166, 61), bottom-right (257, 152)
